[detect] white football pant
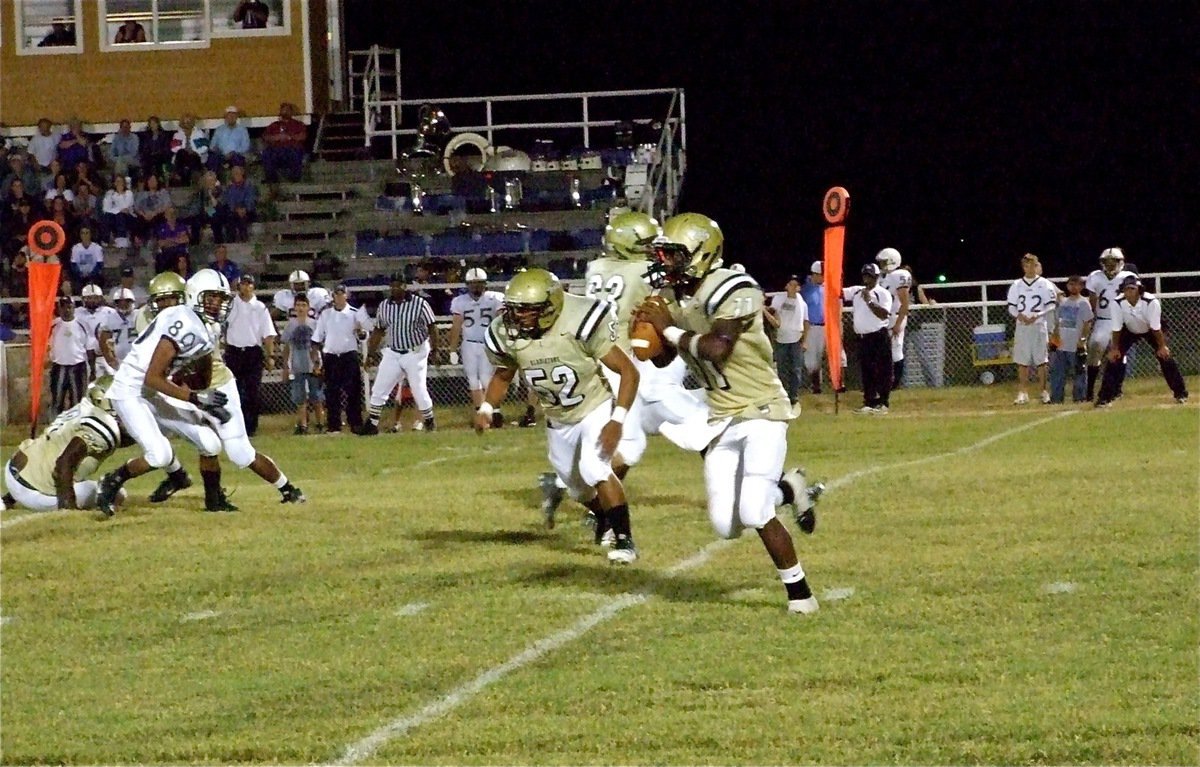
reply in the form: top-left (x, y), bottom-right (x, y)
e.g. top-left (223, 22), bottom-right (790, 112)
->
top-left (889, 315), bottom-right (908, 363)
top-left (370, 344), bottom-right (433, 411)
top-left (112, 396), bottom-right (176, 468)
top-left (704, 418), bottom-right (788, 539)
top-left (5, 459), bottom-right (101, 511)
top-left (460, 340), bottom-right (495, 391)
top-left (546, 401), bottom-right (616, 503)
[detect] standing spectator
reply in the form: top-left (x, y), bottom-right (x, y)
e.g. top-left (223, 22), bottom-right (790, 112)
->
top-left (113, 18), bottom-right (147, 43)
top-left (57, 118), bottom-right (90, 171)
top-left (209, 244), bottom-right (242, 283)
top-left (154, 206), bottom-right (191, 273)
top-left (359, 274), bottom-right (438, 434)
top-left (800, 260), bottom-right (843, 394)
top-left (117, 266), bottom-right (149, 306)
top-left (234, 0), bottom-right (271, 28)
top-left (69, 226), bottom-right (104, 291)
top-left (27, 119), bottom-right (61, 172)
top-left (1006, 253), bottom-right (1058, 405)
top-left (262, 103), bottom-right (306, 183)
top-left (139, 116), bottom-right (173, 182)
top-left (875, 247), bottom-right (912, 388)
top-left (6, 248), bottom-right (31, 329)
top-left (412, 261), bottom-right (454, 316)
top-left (281, 295), bottom-right (326, 434)
top-left (313, 284), bottom-right (365, 434)
top-left (133, 173), bottom-right (171, 246)
top-left (764, 275), bottom-right (809, 407)
top-left (102, 175), bottom-right (136, 247)
top-left (221, 164), bottom-right (257, 242)
top-left (1048, 275), bottom-right (1094, 404)
top-left (1096, 276), bottom-right (1189, 407)
top-left (844, 263), bottom-right (892, 414)
top-left (225, 274), bottom-right (277, 436)
top-left (170, 114), bottom-right (209, 185)
top-left (48, 298), bottom-right (90, 415)
top-left (109, 119), bottom-right (141, 179)
top-left (208, 106), bottom-right (252, 172)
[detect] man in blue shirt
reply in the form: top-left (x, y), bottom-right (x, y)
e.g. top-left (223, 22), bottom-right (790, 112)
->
top-left (110, 119), bottom-right (141, 179)
top-left (221, 164), bottom-right (257, 242)
top-left (207, 107), bottom-right (252, 172)
top-left (209, 244), bottom-right (242, 283)
top-left (800, 261), bottom-right (828, 394)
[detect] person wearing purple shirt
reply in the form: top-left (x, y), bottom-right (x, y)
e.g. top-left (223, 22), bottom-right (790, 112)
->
top-left (154, 206), bottom-right (190, 273)
top-left (221, 165), bottom-right (257, 241)
top-left (57, 119), bottom-right (90, 169)
top-left (209, 244), bottom-right (242, 283)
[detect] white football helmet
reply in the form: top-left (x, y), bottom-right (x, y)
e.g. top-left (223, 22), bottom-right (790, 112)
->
top-left (186, 268), bottom-right (233, 323)
top-left (875, 248), bottom-right (902, 273)
top-left (81, 283), bottom-right (104, 298)
top-left (110, 287), bottom-right (137, 315)
top-left (465, 267), bottom-right (488, 282)
top-left (288, 269), bottom-right (311, 291)
top-left (1100, 247), bottom-right (1125, 278)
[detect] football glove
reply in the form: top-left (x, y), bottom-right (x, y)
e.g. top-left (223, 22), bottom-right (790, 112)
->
top-left (189, 389), bottom-right (232, 424)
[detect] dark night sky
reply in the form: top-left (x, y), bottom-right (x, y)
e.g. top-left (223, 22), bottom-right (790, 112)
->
top-left (345, 1), bottom-right (1197, 286)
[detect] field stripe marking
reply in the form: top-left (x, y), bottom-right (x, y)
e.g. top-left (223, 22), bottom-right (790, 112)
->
top-left (822, 586), bottom-right (857, 601)
top-left (180, 610), bottom-right (221, 622)
top-left (1042, 581), bottom-right (1078, 594)
top-left (394, 602), bottom-right (430, 617)
top-left (331, 410), bottom-right (1072, 764)
top-left (0, 509), bottom-right (82, 531)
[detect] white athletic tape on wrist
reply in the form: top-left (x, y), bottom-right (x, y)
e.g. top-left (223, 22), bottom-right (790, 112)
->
top-left (610, 406), bottom-right (628, 425)
top-left (662, 326), bottom-right (686, 347)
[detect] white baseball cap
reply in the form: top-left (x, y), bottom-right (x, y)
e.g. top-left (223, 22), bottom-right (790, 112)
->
top-left (465, 267), bottom-right (488, 282)
top-left (810, 261), bottom-right (823, 275)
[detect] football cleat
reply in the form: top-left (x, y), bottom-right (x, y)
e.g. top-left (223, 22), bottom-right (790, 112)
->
top-left (149, 472), bottom-right (193, 503)
top-left (787, 596), bottom-right (820, 615)
top-left (598, 528), bottom-right (616, 548)
top-left (1040, 390), bottom-right (1052, 404)
top-left (96, 471), bottom-right (123, 517)
top-left (1177, 396), bottom-right (1189, 404)
top-left (538, 472), bottom-right (564, 529)
top-left (607, 537), bottom-right (638, 564)
top-left (205, 489), bottom-right (239, 512)
top-left (423, 417), bottom-right (436, 432)
top-left (358, 422), bottom-right (379, 436)
top-left (279, 484), bottom-right (306, 504)
top-left (780, 468), bottom-right (822, 535)
top-left (1013, 392), bottom-right (1029, 405)
top-left (491, 411), bottom-right (505, 429)
top-left (518, 411), bottom-right (537, 428)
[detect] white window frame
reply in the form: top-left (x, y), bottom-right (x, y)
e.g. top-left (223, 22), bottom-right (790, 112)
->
top-left (15, 0), bottom-right (85, 56)
top-left (209, 0), bottom-right (290, 39)
top-left (97, 0), bottom-right (212, 53)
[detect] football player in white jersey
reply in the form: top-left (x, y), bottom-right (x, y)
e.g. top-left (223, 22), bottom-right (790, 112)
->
top-left (96, 287), bottom-right (138, 375)
top-left (75, 283), bottom-right (118, 379)
top-left (272, 269), bottom-right (330, 320)
top-left (93, 271), bottom-right (231, 516)
top-left (141, 270), bottom-right (307, 511)
top-left (1083, 247), bottom-right (1135, 401)
top-left (1006, 253), bottom-right (1059, 404)
top-left (874, 248), bottom-right (912, 388)
top-left (447, 268), bottom-right (506, 419)
top-left (2, 376), bottom-right (129, 512)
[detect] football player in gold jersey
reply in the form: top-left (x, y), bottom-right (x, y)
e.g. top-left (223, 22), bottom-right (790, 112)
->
top-left (638, 213), bottom-right (822, 614)
top-left (478, 268), bottom-right (642, 563)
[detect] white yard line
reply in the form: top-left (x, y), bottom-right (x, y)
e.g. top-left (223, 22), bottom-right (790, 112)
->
top-left (394, 602), bottom-right (431, 618)
top-left (331, 411), bottom-right (1073, 764)
top-left (180, 610), bottom-right (221, 622)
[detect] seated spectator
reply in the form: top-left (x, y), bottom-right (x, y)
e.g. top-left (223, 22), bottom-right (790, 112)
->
top-left (44, 196), bottom-right (78, 245)
top-left (72, 181), bottom-right (102, 234)
top-left (140, 116), bottom-right (173, 181)
top-left (262, 102), bottom-right (306, 183)
top-left (27, 118), bottom-right (61, 172)
top-left (39, 158), bottom-right (63, 194)
top-left (109, 119), bottom-right (141, 179)
top-left (116, 266), bottom-right (149, 305)
top-left (173, 252), bottom-right (193, 279)
top-left (2, 196), bottom-right (38, 259)
top-left (234, 1), bottom-right (271, 28)
top-left (57, 118), bottom-right (90, 170)
top-left (155, 206), bottom-right (190, 273)
top-left (209, 244), bottom-right (242, 283)
top-left (102, 175), bottom-right (136, 247)
top-left (208, 106), bottom-right (252, 172)
top-left (45, 172), bottom-right (75, 203)
top-left (222, 164), bottom-right (257, 242)
top-left (69, 226), bottom-right (104, 291)
top-left (2, 153), bottom-right (40, 201)
top-left (39, 23), bottom-right (76, 47)
top-left (73, 161), bottom-right (103, 196)
top-left (4, 248), bottom-right (31, 329)
top-left (170, 114), bottom-right (209, 185)
top-left (113, 18), bottom-right (147, 43)
top-left (187, 170), bottom-right (226, 244)
top-left (133, 173), bottom-right (170, 245)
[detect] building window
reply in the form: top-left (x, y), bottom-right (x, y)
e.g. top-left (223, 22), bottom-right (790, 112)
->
top-left (15, 0), bottom-right (84, 55)
top-left (99, 0), bottom-right (209, 51)
top-left (210, 0), bottom-right (289, 38)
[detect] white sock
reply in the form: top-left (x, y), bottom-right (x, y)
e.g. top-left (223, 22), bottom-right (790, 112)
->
top-left (777, 563), bottom-right (806, 584)
top-left (167, 458), bottom-right (183, 474)
top-left (273, 474), bottom-right (289, 489)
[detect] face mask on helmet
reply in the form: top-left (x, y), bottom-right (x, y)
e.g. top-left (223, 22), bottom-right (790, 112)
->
top-left (1100, 249), bottom-right (1125, 278)
top-left (647, 242), bottom-right (694, 288)
top-left (199, 290), bottom-right (232, 322)
top-left (504, 301), bottom-right (555, 339)
top-left (502, 269), bottom-right (563, 340)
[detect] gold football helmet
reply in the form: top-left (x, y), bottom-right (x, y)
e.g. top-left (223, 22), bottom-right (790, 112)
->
top-left (651, 213), bottom-right (724, 285)
top-left (603, 211), bottom-right (661, 260)
top-left (86, 375), bottom-right (117, 417)
top-left (146, 272), bottom-right (187, 318)
top-left (503, 268), bottom-right (564, 339)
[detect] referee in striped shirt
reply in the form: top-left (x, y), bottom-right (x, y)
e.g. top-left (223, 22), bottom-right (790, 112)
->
top-left (359, 273), bottom-right (439, 434)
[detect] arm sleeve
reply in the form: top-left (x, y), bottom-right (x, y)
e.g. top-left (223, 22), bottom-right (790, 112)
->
top-left (259, 306), bottom-right (278, 338)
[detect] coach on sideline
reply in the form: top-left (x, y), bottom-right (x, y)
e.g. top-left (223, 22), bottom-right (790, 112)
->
top-left (359, 273), bottom-right (439, 435)
top-left (225, 274), bottom-right (277, 436)
top-left (314, 284), bottom-right (366, 434)
top-left (845, 263), bottom-right (893, 414)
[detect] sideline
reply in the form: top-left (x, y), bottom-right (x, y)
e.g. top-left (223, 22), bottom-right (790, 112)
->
top-left (331, 411), bottom-right (1076, 764)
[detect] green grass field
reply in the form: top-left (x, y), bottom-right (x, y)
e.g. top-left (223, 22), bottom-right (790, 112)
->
top-left (2, 379), bottom-right (1197, 765)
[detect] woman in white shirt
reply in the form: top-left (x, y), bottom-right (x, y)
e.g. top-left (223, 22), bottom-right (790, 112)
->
top-left (102, 175), bottom-right (136, 247)
top-left (44, 171), bottom-right (75, 203)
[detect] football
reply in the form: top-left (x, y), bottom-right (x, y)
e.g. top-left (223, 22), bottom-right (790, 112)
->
top-left (171, 355), bottom-right (213, 391)
top-left (630, 320), bottom-right (664, 362)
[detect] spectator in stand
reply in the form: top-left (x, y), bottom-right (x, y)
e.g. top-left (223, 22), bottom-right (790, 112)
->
top-left (73, 160), bottom-right (104, 197)
top-left (209, 244), bottom-right (242, 283)
top-left (170, 114), bottom-right (209, 185)
top-left (49, 298), bottom-right (90, 415)
top-left (225, 274), bottom-right (277, 436)
top-left (109, 119), bottom-right (141, 180)
top-left (102, 175), bottom-right (136, 247)
top-left (45, 172), bottom-right (75, 203)
top-left (2, 196), bottom-right (38, 260)
top-left (113, 18), bottom-right (147, 43)
top-left (172, 252), bottom-right (192, 279)
top-left (28, 119), bottom-right (62, 172)
top-left (154, 206), bottom-right (190, 273)
top-left (5, 249), bottom-right (31, 328)
top-left (234, 0), bottom-right (271, 28)
top-left (45, 196), bottom-right (77, 245)
top-left (57, 118), bottom-right (91, 170)
top-left (221, 164), bottom-right (257, 242)
top-left (72, 181), bottom-right (102, 236)
top-left (133, 173), bottom-right (171, 246)
top-left (39, 159), bottom-right (63, 194)
top-left (188, 170), bottom-right (225, 244)
top-left (4, 178), bottom-right (40, 215)
top-left (140, 116), bottom-right (173, 182)
top-left (412, 262), bottom-right (453, 315)
top-left (116, 266), bottom-right (149, 306)
top-left (208, 106), bottom-right (252, 172)
top-left (3, 153), bottom-right (39, 200)
top-left (69, 226), bottom-right (104, 291)
top-left (38, 23), bottom-right (76, 47)
top-left (262, 102), bottom-right (306, 183)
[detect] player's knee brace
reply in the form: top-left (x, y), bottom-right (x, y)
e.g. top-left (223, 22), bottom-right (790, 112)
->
top-left (223, 435), bottom-right (257, 468)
